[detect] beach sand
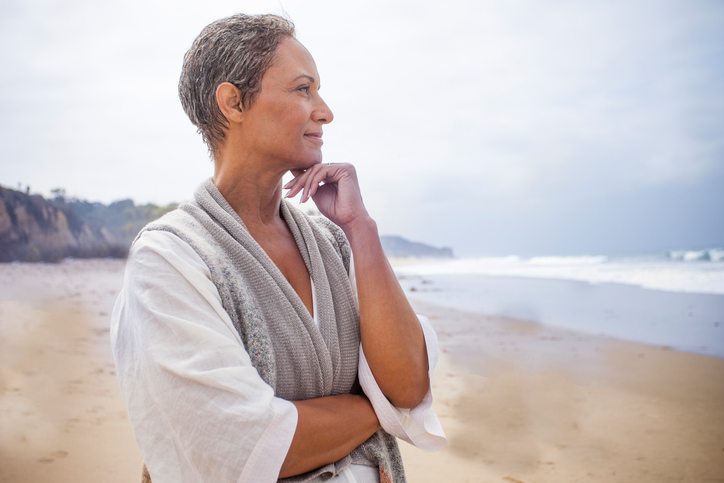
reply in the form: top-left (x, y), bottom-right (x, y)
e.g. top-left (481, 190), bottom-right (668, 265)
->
top-left (0, 260), bottom-right (141, 483)
top-left (1, 260), bottom-right (723, 482)
top-left (400, 301), bottom-right (724, 482)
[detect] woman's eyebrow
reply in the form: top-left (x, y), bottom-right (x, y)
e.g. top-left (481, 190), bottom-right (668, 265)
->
top-left (293, 74), bottom-right (316, 83)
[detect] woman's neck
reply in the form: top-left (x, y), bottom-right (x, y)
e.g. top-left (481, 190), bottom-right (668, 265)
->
top-left (212, 153), bottom-right (286, 228)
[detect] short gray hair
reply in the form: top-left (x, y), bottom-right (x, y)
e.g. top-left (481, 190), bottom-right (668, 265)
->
top-left (178, 14), bottom-right (296, 156)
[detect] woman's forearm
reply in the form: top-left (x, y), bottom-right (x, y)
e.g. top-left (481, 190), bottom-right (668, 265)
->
top-left (280, 394), bottom-right (381, 478)
top-left (341, 216), bottom-right (430, 409)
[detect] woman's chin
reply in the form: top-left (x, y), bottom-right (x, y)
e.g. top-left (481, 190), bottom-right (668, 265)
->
top-left (294, 157), bottom-right (323, 171)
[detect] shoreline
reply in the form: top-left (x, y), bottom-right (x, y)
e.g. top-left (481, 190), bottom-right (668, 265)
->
top-left (1, 259), bottom-right (723, 481)
top-left (395, 272), bottom-right (724, 359)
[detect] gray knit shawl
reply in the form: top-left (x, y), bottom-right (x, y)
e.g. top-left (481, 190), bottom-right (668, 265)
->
top-left (138, 179), bottom-right (404, 482)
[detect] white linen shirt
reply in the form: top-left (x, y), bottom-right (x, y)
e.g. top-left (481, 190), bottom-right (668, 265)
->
top-left (111, 230), bottom-right (446, 483)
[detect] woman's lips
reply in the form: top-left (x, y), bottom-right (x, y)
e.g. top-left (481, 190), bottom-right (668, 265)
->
top-left (304, 132), bottom-right (323, 144)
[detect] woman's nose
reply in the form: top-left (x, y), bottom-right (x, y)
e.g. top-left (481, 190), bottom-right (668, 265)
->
top-left (314, 96), bottom-right (334, 124)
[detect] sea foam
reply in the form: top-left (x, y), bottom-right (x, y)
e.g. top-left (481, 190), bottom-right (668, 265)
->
top-left (395, 249), bottom-right (724, 295)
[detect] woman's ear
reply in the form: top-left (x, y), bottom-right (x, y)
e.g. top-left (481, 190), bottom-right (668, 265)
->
top-left (216, 82), bottom-right (244, 123)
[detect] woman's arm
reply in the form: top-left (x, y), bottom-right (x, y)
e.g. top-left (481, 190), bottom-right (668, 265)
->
top-left (344, 216), bottom-right (430, 408)
top-left (285, 164), bottom-right (430, 408)
top-left (280, 394), bottom-right (380, 478)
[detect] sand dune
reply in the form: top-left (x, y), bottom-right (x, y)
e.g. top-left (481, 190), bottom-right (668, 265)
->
top-left (1, 260), bottom-right (722, 482)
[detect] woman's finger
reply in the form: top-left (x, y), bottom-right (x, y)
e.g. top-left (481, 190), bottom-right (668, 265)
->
top-left (284, 178), bottom-right (304, 198)
top-left (284, 168), bottom-right (315, 198)
top-left (285, 163), bottom-right (353, 202)
top-left (307, 164), bottom-right (352, 201)
top-left (293, 164), bottom-right (320, 202)
top-left (302, 165), bottom-right (332, 202)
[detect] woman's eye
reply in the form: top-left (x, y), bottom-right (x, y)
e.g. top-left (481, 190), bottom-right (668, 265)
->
top-left (298, 85), bottom-right (310, 94)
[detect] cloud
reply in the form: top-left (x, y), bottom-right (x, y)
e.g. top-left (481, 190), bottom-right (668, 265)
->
top-left (1, 0), bottom-right (722, 254)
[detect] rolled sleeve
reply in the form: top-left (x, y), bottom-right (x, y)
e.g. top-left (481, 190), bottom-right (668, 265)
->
top-left (358, 315), bottom-right (447, 451)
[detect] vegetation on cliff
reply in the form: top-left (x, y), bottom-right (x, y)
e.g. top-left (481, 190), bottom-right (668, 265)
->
top-left (0, 186), bottom-right (176, 262)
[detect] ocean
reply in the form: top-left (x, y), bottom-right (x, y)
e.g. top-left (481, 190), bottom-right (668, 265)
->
top-left (394, 248), bottom-right (724, 358)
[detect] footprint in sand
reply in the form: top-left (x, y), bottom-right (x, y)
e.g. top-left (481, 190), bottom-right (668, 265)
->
top-left (86, 405), bottom-right (104, 414)
top-left (63, 379), bottom-right (84, 395)
top-left (36, 450), bottom-right (69, 463)
top-left (64, 418), bottom-right (81, 431)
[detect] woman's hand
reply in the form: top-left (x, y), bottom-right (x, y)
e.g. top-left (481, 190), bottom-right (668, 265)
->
top-left (284, 163), bottom-right (370, 230)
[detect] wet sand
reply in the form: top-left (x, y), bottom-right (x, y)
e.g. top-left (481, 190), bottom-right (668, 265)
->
top-left (400, 301), bottom-right (724, 482)
top-left (1, 260), bottom-right (723, 482)
top-left (396, 272), bottom-right (724, 358)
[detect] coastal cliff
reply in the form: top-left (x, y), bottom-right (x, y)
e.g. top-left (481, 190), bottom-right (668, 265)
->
top-left (0, 187), bottom-right (176, 262)
top-left (0, 186), bottom-right (452, 262)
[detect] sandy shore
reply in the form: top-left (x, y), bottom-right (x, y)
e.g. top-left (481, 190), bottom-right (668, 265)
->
top-left (401, 301), bottom-right (724, 482)
top-left (1, 260), bottom-right (723, 482)
top-left (0, 260), bottom-right (141, 483)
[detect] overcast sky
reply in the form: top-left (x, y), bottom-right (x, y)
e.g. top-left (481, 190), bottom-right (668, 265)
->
top-left (1, 0), bottom-right (723, 256)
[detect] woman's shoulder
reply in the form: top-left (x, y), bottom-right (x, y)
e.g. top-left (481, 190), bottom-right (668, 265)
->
top-left (129, 204), bottom-right (232, 278)
top-left (132, 202), bottom-right (219, 253)
top-left (136, 204), bottom-right (198, 238)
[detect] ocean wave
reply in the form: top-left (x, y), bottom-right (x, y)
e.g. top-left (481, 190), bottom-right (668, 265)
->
top-left (394, 252), bottom-right (724, 295)
top-left (667, 248), bottom-right (724, 262)
top-left (528, 255), bottom-right (608, 266)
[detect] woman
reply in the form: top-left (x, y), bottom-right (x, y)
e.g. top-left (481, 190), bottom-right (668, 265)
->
top-left (111, 13), bottom-right (445, 483)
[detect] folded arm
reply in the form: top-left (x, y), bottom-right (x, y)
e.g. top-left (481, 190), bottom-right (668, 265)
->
top-left (280, 394), bottom-right (380, 477)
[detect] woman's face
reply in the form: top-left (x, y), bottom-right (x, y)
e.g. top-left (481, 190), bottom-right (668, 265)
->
top-left (240, 37), bottom-right (334, 170)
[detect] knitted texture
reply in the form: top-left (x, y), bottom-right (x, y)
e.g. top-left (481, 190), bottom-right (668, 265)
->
top-left (137, 179), bottom-right (404, 483)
